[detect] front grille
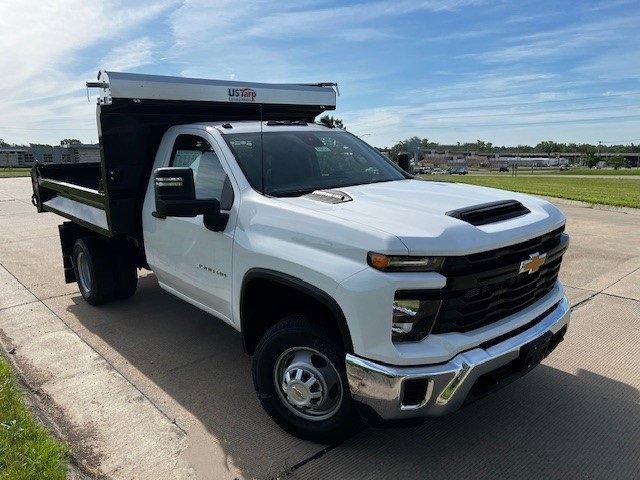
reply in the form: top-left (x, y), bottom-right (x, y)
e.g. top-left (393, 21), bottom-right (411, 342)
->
top-left (430, 226), bottom-right (568, 334)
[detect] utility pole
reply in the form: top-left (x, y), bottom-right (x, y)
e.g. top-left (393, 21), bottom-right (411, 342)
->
top-left (597, 140), bottom-right (602, 166)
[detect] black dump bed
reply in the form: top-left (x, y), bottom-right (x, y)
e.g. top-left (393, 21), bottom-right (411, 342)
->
top-left (31, 70), bottom-right (337, 240)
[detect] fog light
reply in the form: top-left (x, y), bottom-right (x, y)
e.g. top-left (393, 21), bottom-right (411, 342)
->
top-left (392, 292), bottom-right (441, 342)
top-left (401, 378), bottom-right (430, 408)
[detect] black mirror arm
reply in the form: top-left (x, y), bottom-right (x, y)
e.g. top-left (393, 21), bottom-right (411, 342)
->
top-left (204, 211), bottom-right (229, 232)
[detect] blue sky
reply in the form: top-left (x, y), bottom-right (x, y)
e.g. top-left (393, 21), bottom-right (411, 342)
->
top-left (1, 0), bottom-right (639, 147)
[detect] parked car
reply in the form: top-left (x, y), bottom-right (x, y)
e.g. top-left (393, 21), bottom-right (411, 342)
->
top-left (499, 166), bottom-right (510, 172)
top-left (449, 166), bottom-right (468, 175)
top-left (31, 71), bottom-right (570, 443)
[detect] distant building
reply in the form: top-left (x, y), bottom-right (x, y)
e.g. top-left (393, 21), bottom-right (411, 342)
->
top-left (0, 144), bottom-right (99, 167)
top-left (0, 148), bottom-right (28, 167)
top-left (494, 156), bottom-right (569, 167)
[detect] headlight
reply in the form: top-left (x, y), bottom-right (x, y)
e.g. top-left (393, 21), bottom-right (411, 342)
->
top-left (368, 252), bottom-right (444, 272)
top-left (392, 291), bottom-right (442, 342)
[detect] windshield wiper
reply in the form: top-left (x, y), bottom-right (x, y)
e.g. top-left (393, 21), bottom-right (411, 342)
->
top-left (265, 120), bottom-right (308, 126)
top-left (267, 187), bottom-right (317, 197)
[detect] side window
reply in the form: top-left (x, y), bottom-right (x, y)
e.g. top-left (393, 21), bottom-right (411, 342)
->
top-left (170, 134), bottom-right (233, 207)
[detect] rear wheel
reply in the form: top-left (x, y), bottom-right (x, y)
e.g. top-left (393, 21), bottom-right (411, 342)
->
top-left (73, 237), bottom-right (115, 305)
top-left (72, 237), bottom-right (138, 305)
top-left (252, 314), bottom-right (362, 443)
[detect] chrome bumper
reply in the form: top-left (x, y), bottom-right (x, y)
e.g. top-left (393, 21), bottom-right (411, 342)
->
top-left (346, 297), bottom-right (570, 421)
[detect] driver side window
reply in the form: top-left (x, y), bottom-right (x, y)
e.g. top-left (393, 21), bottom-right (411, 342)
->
top-left (170, 134), bottom-right (234, 209)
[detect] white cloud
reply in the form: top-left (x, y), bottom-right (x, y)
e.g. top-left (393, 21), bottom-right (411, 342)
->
top-left (102, 37), bottom-right (157, 71)
top-left (241, 0), bottom-right (485, 39)
top-left (0, 0), bottom-right (175, 144)
top-left (464, 15), bottom-right (640, 64)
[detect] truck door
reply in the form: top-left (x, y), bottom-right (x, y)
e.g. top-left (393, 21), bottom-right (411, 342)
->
top-left (144, 131), bottom-right (236, 324)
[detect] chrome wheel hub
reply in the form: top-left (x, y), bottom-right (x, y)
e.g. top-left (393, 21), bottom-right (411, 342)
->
top-left (274, 347), bottom-right (343, 421)
top-left (77, 251), bottom-right (92, 294)
top-left (282, 367), bottom-right (323, 408)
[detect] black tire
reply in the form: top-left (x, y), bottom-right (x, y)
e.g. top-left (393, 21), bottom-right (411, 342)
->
top-left (72, 237), bottom-right (116, 305)
top-left (252, 314), bottom-right (362, 443)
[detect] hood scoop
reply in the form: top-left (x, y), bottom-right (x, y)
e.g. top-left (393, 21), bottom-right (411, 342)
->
top-left (446, 200), bottom-right (531, 226)
top-left (304, 189), bottom-right (353, 204)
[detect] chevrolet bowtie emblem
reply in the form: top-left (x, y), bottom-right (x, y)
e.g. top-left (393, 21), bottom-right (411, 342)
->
top-left (519, 252), bottom-right (547, 274)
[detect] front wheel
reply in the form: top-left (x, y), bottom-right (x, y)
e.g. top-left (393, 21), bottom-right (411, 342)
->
top-left (252, 314), bottom-right (362, 443)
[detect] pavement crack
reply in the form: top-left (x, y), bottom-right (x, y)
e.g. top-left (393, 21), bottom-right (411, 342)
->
top-left (599, 292), bottom-right (640, 303)
top-left (601, 265), bottom-right (640, 291)
top-left (570, 265), bottom-right (640, 311)
top-left (570, 293), bottom-right (599, 311)
top-left (0, 298), bottom-right (40, 313)
top-left (267, 427), bottom-right (366, 480)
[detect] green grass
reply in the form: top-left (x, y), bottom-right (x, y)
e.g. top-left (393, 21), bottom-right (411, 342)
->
top-left (520, 167), bottom-right (640, 176)
top-left (0, 168), bottom-right (31, 178)
top-left (0, 358), bottom-right (68, 480)
top-left (423, 175), bottom-right (640, 208)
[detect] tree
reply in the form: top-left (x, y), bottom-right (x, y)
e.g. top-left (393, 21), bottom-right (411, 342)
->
top-left (60, 139), bottom-right (82, 147)
top-left (0, 138), bottom-right (9, 148)
top-left (319, 115), bottom-right (344, 129)
top-left (585, 151), bottom-right (598, 169)
top-left (536, 140), bottom-right (561, 154)
top-left (389, 136), bottom-right (424, 161)
top-left (608, 155), bottom-right (625, 170)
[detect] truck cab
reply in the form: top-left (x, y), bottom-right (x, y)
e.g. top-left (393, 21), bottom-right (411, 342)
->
top-left (31, 71), bottom-right (570, 443)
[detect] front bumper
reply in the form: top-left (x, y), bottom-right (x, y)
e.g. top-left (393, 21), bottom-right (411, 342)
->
top-left (345, 296), bottom-right (570, 421)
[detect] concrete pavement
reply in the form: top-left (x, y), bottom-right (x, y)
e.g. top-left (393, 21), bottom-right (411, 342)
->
top-left (0, 177), bottom-right (638, 479)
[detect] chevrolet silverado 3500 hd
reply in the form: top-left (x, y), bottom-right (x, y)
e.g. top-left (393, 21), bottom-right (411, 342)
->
top-left (31, 71), bottom-right (569, 443)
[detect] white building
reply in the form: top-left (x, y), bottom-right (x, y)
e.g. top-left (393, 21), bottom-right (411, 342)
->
top-left (0, 144), bottom-right (100, 167)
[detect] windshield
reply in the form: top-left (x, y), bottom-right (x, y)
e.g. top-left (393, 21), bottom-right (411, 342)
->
top-left (223, 130), bottom-right (406, 196)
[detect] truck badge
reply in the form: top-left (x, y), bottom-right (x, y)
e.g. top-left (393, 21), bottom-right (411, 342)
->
top-left (519, 252), bottom-right (547, 274)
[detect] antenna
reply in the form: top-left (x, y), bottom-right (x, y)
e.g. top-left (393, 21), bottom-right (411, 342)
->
top-left (260, 104), bottom-right (265, 195)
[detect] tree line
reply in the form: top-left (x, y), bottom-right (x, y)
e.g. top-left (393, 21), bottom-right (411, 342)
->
top-left (385, 137), bottom-right (636, 169)
top-left (0, 139), bottom-right (83, 148)
top-left (384, 136), bottom-right (639, 160)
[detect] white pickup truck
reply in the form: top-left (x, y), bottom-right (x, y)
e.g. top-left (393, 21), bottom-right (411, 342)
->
top-left (31, 71), bottom-right (570, 443)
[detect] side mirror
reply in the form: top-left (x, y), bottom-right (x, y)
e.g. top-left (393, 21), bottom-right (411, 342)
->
top-left (154, 167), bottom-right (220, 218)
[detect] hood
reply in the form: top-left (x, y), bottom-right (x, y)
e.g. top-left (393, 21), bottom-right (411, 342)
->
top-left (280, 179), bottom-right (565, 256)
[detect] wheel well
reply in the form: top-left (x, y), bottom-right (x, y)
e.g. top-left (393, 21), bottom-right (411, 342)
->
top-left (240, 270), bottom-right (353, 355)
top-left (59, 222), bottom-right (97, 283)
top-left (59, 222), bottom-right (146, 284)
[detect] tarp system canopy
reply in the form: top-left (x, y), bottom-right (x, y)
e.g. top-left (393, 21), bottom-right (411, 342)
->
top-left (91, 70), bottom-right (337, 109)
top-left (92, 71), bottom-right (337, 236)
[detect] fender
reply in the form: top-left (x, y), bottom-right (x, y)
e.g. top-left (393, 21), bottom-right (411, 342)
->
top-left (240, 268), bottom-right (354, 354)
